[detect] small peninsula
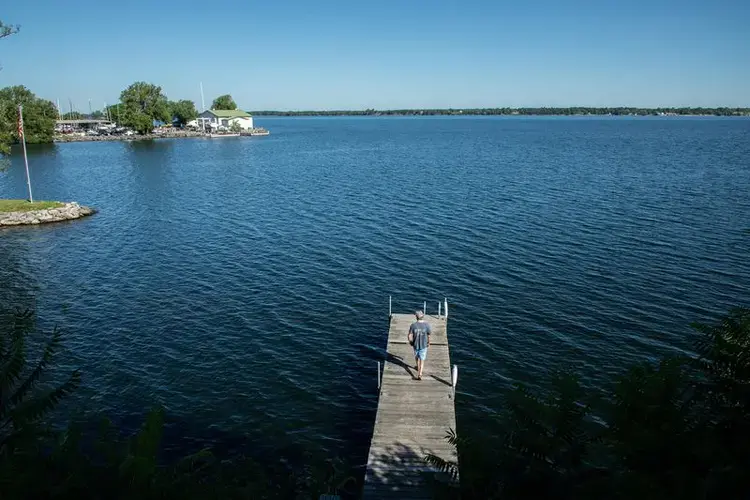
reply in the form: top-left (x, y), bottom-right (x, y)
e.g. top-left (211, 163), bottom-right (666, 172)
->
top-left (0, 200), bottom-right (95, 227)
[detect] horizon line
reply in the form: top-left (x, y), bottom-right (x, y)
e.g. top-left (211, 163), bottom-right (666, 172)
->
top-left (246, 105), bottom-right (750, 112)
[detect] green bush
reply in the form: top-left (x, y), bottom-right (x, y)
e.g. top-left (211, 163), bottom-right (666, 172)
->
top-left (429, 308), bottom-right (750, 499)
top-left (0, 309), bottom-right (358, 499)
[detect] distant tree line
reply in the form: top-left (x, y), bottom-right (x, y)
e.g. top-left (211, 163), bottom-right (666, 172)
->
top-left (0, 80), bottom-right (241, 146)
top-left (251, 107), bottom-right (750, 117)
top-left (65, 86), bottom-right (242, 135)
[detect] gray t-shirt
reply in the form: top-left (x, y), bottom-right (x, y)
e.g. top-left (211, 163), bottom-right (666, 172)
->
top-left (409, 321), bottom-right (431, 350)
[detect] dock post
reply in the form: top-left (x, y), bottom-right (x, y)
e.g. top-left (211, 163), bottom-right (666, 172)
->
top-left (438, 301), bottom-right (442, 318)
top-left (377, 361), bottom-right (381, 390)
top-left (423, 301), bottom-right (427, 315)
top-left (444, 298), bottom-right (449, 320)
top-left (389, 296), bottom-right (392, 318)
top-left (452, 364), bottom-right (458, 391)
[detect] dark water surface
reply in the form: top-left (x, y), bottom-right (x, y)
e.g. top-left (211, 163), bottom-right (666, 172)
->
top-left (1, 117), bottom-right (749, 464)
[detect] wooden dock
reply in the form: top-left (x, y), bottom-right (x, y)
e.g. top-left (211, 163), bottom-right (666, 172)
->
top-left (363, 301), bottom-right (458, 499)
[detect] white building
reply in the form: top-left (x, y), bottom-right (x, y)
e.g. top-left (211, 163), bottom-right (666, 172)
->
top-left (197, 109), bottom-right (254, 130)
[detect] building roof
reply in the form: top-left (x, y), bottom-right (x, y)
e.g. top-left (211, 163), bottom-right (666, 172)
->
top-left (205, 109), bottom-right (252, 118)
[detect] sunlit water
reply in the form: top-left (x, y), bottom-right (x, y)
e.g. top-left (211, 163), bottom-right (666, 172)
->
top-left (1, 116), bottom-right (749, 467)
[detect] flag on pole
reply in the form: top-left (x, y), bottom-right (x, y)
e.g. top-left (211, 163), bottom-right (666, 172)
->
top-left (17, 108), bottom-right (24, 139)
top-left (18, 105), bottom-right (34, 203)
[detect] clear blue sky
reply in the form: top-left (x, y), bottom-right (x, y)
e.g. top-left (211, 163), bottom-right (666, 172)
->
top-left (1, 0), bottom-right (748, 111)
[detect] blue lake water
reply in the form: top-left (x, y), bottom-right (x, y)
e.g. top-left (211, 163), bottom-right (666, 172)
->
top-left (1, 116), bottom-right (749, 465)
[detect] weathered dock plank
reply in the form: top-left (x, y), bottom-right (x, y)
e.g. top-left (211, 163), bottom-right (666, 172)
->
top-left (363, 310), bottom-right (458, 498)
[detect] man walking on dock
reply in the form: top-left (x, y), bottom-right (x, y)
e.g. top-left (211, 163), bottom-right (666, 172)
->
top-left (408, 310), bottom-right (431, 380)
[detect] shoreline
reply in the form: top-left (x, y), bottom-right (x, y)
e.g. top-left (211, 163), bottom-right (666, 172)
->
top-left (0, 202), bottom-right (95, 227)
top-left (55, 130), bottom-right (203, 143)
top-left (54, 128), bottom-right (270, 143)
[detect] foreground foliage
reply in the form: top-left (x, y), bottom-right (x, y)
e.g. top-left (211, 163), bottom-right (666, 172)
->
top-left (0, 309), bottom-right (358, 499)
top-left (429, 307), bottom-right (750, 499)
top-left (4, 304), bottom-right (749, 499)
top-left (0, 21), bottom-right (20, 40)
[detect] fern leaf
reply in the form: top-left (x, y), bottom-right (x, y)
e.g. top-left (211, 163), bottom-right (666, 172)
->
top-left (121, 407), bottom-right (165, 484)
top-left (425, 452), bottom-right (459, 482)
top-left (174, 447), bottom-right (214, 473)
top-left (6, 328), bottom-right (62, 410)
top-left (0, 335), bottom-right (25, 396)
top-left (445, 427), bottom-right (463, 448)
top-left (133, 407), bottom-right (165, 459)
top-left (10, 370), bottom-right (81, 427)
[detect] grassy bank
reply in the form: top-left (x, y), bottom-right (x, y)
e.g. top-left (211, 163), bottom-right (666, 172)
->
top-left (0, 199), bottom-right (63, 213)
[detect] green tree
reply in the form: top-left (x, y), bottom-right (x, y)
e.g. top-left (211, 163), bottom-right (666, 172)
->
top-left (0, 20), bottom-right (20, 156)
top-left (90, 110), bottom-right (104, 120)
top-left (119, 82), bottom-right (170, 135)
top-left (0, 86), bottom-right (58, 156)
top-left (211, 94), bottom-right (237, 110)
top-left (230, 121), bottom-right (242, 133)
top-left (105, 103), bottom-right (125, 124)
top-left (169, 99), bottom-right (198, 127)
top-left (0, 306), bottom-right (357, 499)
top-left (63, 111), bottom-right (84, 120)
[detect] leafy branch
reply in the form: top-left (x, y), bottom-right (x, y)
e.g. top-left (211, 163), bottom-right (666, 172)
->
top-left (0, 21), bottom-right (19, 40)
top-left (0, 310), bottom-right (81, 455)
top-left (430, 308), bottom-right (750, 499)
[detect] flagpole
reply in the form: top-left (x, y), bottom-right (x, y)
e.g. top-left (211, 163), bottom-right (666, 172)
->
top-left (18, 105), bottom-right (33, 203)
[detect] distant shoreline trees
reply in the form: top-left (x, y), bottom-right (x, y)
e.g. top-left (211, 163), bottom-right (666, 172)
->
top-left (169, 100), bottom-right (198, 127)
top-left (0, 86), bottom-right (58, 154)
top-left (211, 94), bottom-right (238, 111)
top-left (250, 107), bottom-right (750, 117)
top-left (118, 82), bottom-right (171, 135)
top-left (0, 79), bottom-right (207, 151)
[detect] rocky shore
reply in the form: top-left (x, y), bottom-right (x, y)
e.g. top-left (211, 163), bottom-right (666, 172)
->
top-left (54, 130), bottom-right (205, 143)
top-left (0, 202), bottom-right (95, 227)
top-left (54, 128), bottom-right (270, 143)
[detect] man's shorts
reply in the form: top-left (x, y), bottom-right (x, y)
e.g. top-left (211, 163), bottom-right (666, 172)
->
top-left (414, 348), bottom-right (427, 361)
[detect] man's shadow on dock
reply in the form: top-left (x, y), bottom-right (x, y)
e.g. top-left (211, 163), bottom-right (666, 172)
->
top-left (385, 352), bottom-right (452, 386)
top-left (386, 352), bottom-right (416, 378)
